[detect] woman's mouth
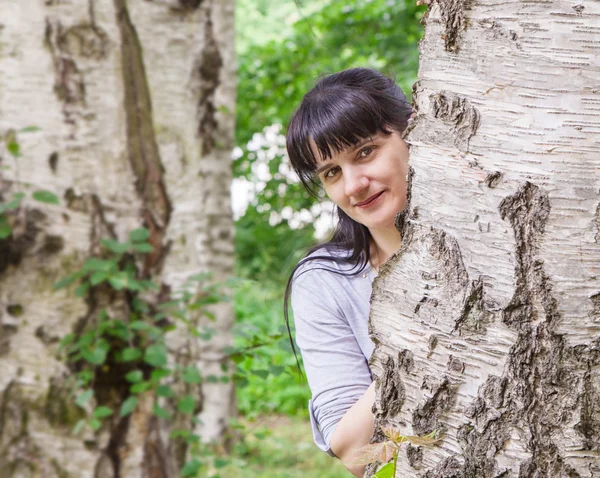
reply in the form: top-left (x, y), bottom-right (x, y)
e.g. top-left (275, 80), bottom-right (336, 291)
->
top-left (355, 191), bottom-right (385, 209)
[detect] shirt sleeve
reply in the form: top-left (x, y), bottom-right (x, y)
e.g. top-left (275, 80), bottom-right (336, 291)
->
top-left (291, 267), bottom-right (373, 454)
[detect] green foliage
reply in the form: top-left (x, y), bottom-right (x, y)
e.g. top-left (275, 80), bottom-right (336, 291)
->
top-left (187, 416), bottom-right (348, 478)
top-left (0, 127), bottom-right (61, 238)
top-left (232, 280), bottom-right (309, 419)
top-left (56, 229), bottom-right (225, 474)
top-left (235, 205), bottom-right (315, 283)
top-left (373, 461), bottom-right (396, 478)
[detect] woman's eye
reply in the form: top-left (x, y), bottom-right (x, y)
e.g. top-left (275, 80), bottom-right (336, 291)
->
top-left (359, 146), bottom-right (373, 157)
top-left (324, 167), bottom-right (339, 179)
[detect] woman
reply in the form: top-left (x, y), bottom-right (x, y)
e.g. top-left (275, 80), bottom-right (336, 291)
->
top-left (284, 67), bottom-right (413, 476)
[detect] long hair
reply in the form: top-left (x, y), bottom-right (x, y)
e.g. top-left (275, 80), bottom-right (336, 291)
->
top-left (283, 68), bottom-right (413, 366)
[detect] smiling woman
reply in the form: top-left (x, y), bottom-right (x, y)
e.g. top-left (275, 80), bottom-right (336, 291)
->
top-left (283, 68), bottom-right (413, 477)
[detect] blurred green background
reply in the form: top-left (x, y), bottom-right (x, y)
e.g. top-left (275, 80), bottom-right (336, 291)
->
top-left (226, 0), bottom-right (424, 476)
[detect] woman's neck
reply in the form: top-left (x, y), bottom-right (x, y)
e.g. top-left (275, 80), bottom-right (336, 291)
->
top-left (369, 227), bottom-right (402, 269)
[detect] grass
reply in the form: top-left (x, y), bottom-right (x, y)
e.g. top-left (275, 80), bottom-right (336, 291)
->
top-left (206, 415), bottom-right (350, 478)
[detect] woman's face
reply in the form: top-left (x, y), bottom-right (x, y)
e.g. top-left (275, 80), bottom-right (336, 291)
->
top-left (313, 131), bottom-right (409, 233)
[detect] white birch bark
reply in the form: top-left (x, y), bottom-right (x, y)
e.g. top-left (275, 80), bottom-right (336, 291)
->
top-left (369, 0), bottom-right (600, 476)
top-left (0, 0), bottom-right (234, 476)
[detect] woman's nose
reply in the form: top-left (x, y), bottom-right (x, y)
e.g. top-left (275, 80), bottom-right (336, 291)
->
top-left (344, 168), bottom-right (369, 197)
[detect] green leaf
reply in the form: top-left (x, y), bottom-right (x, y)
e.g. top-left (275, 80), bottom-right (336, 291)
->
top-left (130, 381), bottom-right (151, 394)
top-left (156, 384), bottom-right (175, 398)
top-left (89, 271), bottom-right (108, 286)
top-left (206, 375), bottom-right (219, 384)
top-left (121, 347), bottom-right (142, 362)
top-left (180, 459), bottom-right (203, 477)
top-left (251, 369), bottom-right (269, 380)
top-left (82, 257), bottom-right (114, 273)
top-left (74, 282), bottom-right (90, 298)
top-left (177, 395), bottom-right (196, 415)
top-left (53, 272), bottom-right (83, 290)
top-left (182, 366), bottom-right (202, 385)
top-left (81, 344), bottom-right (108, 365)
top-left (32, 190), bottom-right (60, 205)
top-left (7, 141), bottom-right (20, 157)
top-left (214, 458), bottom-right (229, 469)
top-left (132, 242), bottom-right (153, 253)
top-left (144, 343), bottom-right (167, 368)
top-left (373, 462), bottom-right (395, 478)
top-left (101, 239), bottom-right (131, 254)
top-left (129, 228), bottom-right (150, 243)
top-left (0, 193), bottom-right (24, 214)
top-left (120, 396), bottom-right (138, 417)
top-left (92, 406), bottom-right (113, 419)
top-left (18, 126), bottom-right (41, 133)
top-left (72, 419), bottom-right (86, 435)
top-left (75, 389), bottom-right (94, 408)
top-left (129, 320), bottom-right (152, 331)
top-left (150, 368), bottom-right (171, 382)
top-left (152, 403), bottom-right (172, 420)
top-left (88, 418), bottom-right (102, 430)
top-left (0, 221), bottom-right (12, 239)
top-left (108, 272), bottom-right (129, 290)
top-left (125, 370), bottom-right (143, 383)
top-left (57, 333), bottom-right (74, 354)
top-left (131, 297), bottom-right (149, 313)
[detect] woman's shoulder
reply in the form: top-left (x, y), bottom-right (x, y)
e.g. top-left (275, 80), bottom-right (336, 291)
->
top-left (292, 246), bottom-right (371, 291)
top-left (295, 246), bottom-right (357, 276)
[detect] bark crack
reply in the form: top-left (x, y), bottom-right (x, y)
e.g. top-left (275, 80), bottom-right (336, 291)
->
top-left (191, 10), bottom-right (223, 157)
top-left (114, 0), bottom-right (172, 276)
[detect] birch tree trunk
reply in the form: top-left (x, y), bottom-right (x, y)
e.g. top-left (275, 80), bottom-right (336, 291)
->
top-left (369, 0), bottom-right (600, 476)
top-left (0, 0), bottom-right (234, 476)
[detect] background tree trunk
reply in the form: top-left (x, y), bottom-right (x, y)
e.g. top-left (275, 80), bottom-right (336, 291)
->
top-left (369, 0), bottom-right (600, 476)
top-left (0, 0), bottom-right (234, 476)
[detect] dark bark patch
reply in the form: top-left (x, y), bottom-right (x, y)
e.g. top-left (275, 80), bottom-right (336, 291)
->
top-left (142, 416), bottom-right (174, 477)
top-left (431, 92), bottom-right (480, 152)
top-left (406, 443), bottom-right (423, 469)
top-left (178, 0), bottom-right (204, 10)
top-left (49, 152), bottom-right (59, 173)
top-left (398, 349), bottom-right (415, 374)
top-left (412, 377), bottom-right (456, 435)
top-left (447, 355), bottom-right (464, 374)
top-left (378, 356), bottom-right (407, 418)
top-left (191, 13), bottom-right (223, 156)
top-left (499, 183), bottom-right (553, 330)
top-left (457, 420), bottom-right (510, 477)
top-left (591, 293), bottom-right (600, 318)
top-left (0, 318), bottom-right (18, 356)
top-left (0, 209), bottom-right (43, 276)
top-left (424, 456), bottom-right (463, 478)
top-left (41, 234), bottom-right (65, 255)
top-left (45, 20), bottom-right (86, 107)
top-left (485, 171), bottom-right (503, 188)
top-left (437, 0), bottom-right (471, 53)
top-left (44, 377), bottom-right (85, 428)
top-left (428, 334), bottom-right (439, 353)
top-left (575, 365), bottom-right (600, 451)
top-left (454, 278), bottom-right (495, 335)
top-left (59, 23), bottom-right (109, 60)
top-left (114, 0), bottom-right (172, 275)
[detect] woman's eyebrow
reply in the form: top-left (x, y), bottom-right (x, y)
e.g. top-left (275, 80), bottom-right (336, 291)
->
top-left (315, 162), bottom-right (333, 175)
top-left (314, 138), bottom-right (374, 175)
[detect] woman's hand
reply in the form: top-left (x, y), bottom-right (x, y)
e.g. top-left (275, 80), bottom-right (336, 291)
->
top-left (330, 382), bottom-right (376, 477)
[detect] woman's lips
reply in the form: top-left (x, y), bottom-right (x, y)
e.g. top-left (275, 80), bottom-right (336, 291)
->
top-left (355, 191), bottom-right (384, 208)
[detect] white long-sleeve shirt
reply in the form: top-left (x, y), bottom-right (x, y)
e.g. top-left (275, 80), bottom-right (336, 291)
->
top-left (291, 251), bottom-right (376, 454)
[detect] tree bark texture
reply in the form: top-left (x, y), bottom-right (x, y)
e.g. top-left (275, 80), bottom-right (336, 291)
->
top-left (0, 0), bottom-right (234, 476)
top-left (369, 0), bottom-right (600, 476)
